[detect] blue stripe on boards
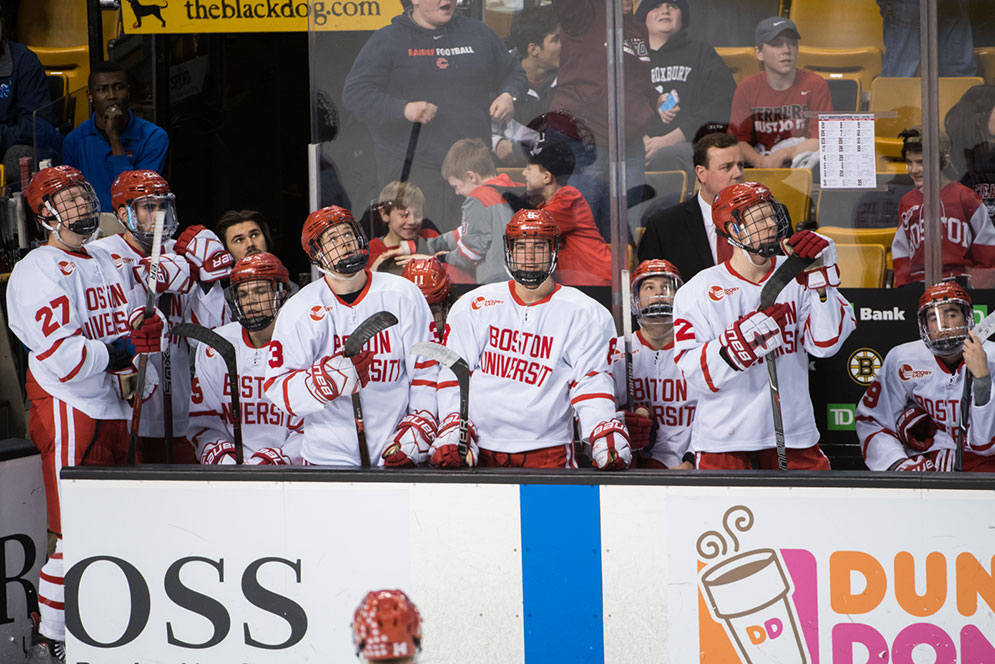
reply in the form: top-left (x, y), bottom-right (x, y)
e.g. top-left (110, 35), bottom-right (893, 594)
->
top-left (519, 484), bottom-right (604, 663)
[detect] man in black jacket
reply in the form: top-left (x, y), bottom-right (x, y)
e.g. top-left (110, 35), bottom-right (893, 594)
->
top-left (637, 132), bottom-right (744, 279)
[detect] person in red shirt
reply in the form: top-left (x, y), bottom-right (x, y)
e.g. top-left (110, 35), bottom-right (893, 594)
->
top-left (368, 181), bottom-right (440, 275)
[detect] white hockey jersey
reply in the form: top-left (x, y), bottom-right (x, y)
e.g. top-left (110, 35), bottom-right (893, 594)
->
top-left (189, 322), bottom-right (303, 463)
top-left (6, 244), bottom-right (132, 420)
top-left (855, 340), bottom-right (995, 470)
top-left (263, 271), bottom-right (438, 466)
top-left (91, 233), bottom-right (226, 438)
top-left (438, 281), bottom-right (617, 453)
top-left (611, 332), bottom-right (696, 467)
top-left (672, 258), bottom-right (856, 453)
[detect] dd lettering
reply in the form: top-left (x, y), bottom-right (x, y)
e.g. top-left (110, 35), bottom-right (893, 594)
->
top-left (65, 556), bottom-right (307, 649)
top-left (1, 534), bottom-right (38, 625)
top-left (747, 618), bottom-right (784, 645)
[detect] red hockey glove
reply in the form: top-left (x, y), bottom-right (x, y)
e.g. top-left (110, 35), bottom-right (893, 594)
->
top-left (896, 405), bottom-right (937, 453)
top-left (786, 231), bottom-right (840, 289)
top-left (174, 225), bottom-right (233, 282)
top-left (383, 410), bottom-right (438, 467)
top-left (133, 253), bottom-right (193, 295)
top-left (591, 419), bottom-right (632, 471)
top-left (719, 304), bottom-right (788, 370)
top-left (429, 412), bottom-right (478, 468)
top-left (306, 350), bottom-right (373, 403)
top-left (201, 441), bottom-right (238, 465)
top-left (128, 307), bottom-right (166, 354)
top-left (620, 409), bottom-right (653, 451)
top-left (890, 455), bottom-right (936, 472)
top-left (247, 447), bottom-right (293, 465)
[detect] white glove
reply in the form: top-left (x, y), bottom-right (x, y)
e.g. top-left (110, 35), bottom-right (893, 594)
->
top-left (590, 419), bottom-right (631, 470)
top-left (429, 412), bottom-right (479, 468)
top-left (719, 304), bottom-right (789, 371)
top-left (247, 447), bottom-right (293, 465)
top-left (174, 225), bottom-right (233, 282)
top-left (890, 455), bottom-right (936, 472)
top-left (305, 350), bottom-right (373, 404)
top-left (133, 252), bottom-right (193, 295)
top-left (201, 441), bottom-right (238, 465)
top-left (382, 410), bottom-right (437, 467)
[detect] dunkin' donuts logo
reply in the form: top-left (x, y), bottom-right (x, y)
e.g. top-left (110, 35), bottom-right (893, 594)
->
top-left (898, 364), bottom-right (932, 381)
top-left (309, 305), bottom-right (326, 321)
top-left (709, 285), bottom-right (739, 302)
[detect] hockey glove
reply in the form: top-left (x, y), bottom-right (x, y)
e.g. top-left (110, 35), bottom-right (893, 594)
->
top-left (201, 441), bottom-right (238, 465)
top-left (383, 410), bottom-right (438, 467)
top-left (174, 225), bottom-right (233, 282)
top-left (890, 455), bottom-right (936, 472)
top-left (591, 419), bottom-right (632, 471)
top-left (620, 409), bottom-right (654, 451)
top-left (110, 354), bottom-right (159, 402)
top-left (133, 253), bottom-right (193, 295)
top-left (786, 231), bottom-right (840, 290)
top-left (247, 447), bottom-right (293, 465)
top-left (896, 405), bottom-right (937, 453)
top-left (719, 304), bottom-right (788, 371)
top-left (306, 350), bottom-right (373, 403)
top-left (128, 307), bottom-right (167, 354)
top-left (429, 412), bottom-right (479, 468)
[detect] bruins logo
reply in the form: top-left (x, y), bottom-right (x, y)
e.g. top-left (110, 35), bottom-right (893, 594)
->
top-left (848, 347), bottom-right (882, 385)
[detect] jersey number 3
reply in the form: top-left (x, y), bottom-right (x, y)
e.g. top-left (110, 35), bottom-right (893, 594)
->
top-left (268, 340), bottom-right (284, 368)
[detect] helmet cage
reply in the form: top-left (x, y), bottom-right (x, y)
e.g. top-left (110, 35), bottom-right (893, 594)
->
top-left (918, 296), bottom-right (974, 356)
top-left (38, 181), bottom-right (102, 241)
top-left (122, 194), bottom-right (179, 250)
top-left (631, 268), bottom-right (683, 322)
top-left (224, 278), bottom-right (288, 332)
top-left (308, 218), bottom-right (369, 276)
top-left (504, 234), bottom-right (559, 287)
top-left (724, 200), bottom-right (790, 258)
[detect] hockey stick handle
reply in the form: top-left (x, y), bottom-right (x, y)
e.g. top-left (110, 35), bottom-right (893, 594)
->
top-left (766, 358), bottom-right (788, 471)
top-left (400, 122), bottom-right (422, 183)
top-left (621, 269), bottom-right (635, 412)
top-left (353, 393), bottom-right (371, 468)
top-left (957, 368), bottom-right (971, 473)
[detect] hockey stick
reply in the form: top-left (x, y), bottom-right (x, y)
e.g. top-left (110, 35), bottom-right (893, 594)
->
top-left (161, 293), bottom-right (174, 463)
top-left (954, 310), bottom-right (995, 471)
top-left (172, 323), bottom-right (243, 464)
top-left (344, 311), bottom-right (399, 468)
top-left (127, 210), bottom-right (166, 465)
top-left (758, 253), bottom-right (815, 471)
top-left (620, 269), bottom-right (635, 412)
top-left (399, 122), bottom-right (421, 183)
top-left (412, 341), bottom-right (471, 467)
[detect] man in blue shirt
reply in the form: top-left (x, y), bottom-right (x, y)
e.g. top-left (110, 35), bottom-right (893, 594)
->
top-left (0, 19), bottom-right (50, 189)
top-left (63, 61), bottom-right (168, 211)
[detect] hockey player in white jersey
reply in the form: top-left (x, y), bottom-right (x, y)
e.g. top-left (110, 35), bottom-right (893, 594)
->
top-left (189, 252), bottom-right (303, 464)
top-left (7, 166), bottom-right (163, 664)
top-left (672, 182), bottom-right (856, 470)
top-left (92, 170), bottom-right (229, 463)
top-left (430, 208), bottom-right (631, 469)
top-left (352, 589), bottom-right (422, 663)
top-left (856, 282), bottom-right (995, 471)
top-left (263, 206), bottom-right (438, 466)
top-left (401, 256), bottom-right (451, 342)
top-left (612, 260), bottom-right (696, 469)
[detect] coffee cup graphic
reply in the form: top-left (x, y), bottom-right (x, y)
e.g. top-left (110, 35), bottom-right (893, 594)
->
top-left (700, 548), bottom-right (807, 664)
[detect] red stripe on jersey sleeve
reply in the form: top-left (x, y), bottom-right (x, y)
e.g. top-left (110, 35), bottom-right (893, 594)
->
top-left (436, 380), bottom-right (459, 389)
top-left (411, 379), bottom-right (437, 388)
top-left (59, 347), bottom-right (87, 383)
top-left (414, 360), bottom-right (437, 369)
top-left (860, 426), bottom-right (898, 457)
top-left (38, 596), bottom-right (65, 610)
top-left (571, 393), bottom-right (613, 404)
top-left (37, 329), bottom-right (83, 361)
top-left (40, 571), bottom-right (64, 584)
top-left (282, 378), bottom-right (298, 417)
top-left (809, 299), bottom-right (851, 348)
top-left (700, 346), bottom-right (719, 393)
top-left (188, 410), bottom-right (222, 417)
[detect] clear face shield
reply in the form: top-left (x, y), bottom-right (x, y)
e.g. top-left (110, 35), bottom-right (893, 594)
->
top-left (918, 300), bottom-right (974, 356)
top-left (729, 200), bottom-right (790, 258)
top-left (225, 278), bottom-right (287, 332)
top-left (314, 221), bottom-right (369, 276)
top-left (125, 194), bottom-right (179, 249)
top-left (632, 273), bottom-right (682, 322)
top-left (43, 183), bottom-right (101, 245)
top-left (505, 236), bottom-right (558, 287)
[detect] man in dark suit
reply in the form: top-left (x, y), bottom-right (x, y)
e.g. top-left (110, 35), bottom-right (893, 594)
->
top-left (638, 132), bottom-right (745, 279)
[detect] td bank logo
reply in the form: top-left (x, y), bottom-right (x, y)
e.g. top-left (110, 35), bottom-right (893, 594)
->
top-left (827, 404), bottom-right (855, 431)
top-left (973, 305), bottom-right (989, 326)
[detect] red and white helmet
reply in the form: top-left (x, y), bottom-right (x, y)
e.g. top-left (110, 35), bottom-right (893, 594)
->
top-left (402, 256), bottom-right (451, 305)
top-left (224, 252), bottom-right (291, 332)
top-left (25, 165), bottom-right (101, 240)
top-left (352, 590), bottom-right (422, 662)
top-left (504, 208), bottom-right (559, 287)
top-left (301, 205), bottom-right (368, 276)
top-left (110, 170), bottom-right (178, 249)
top-left (630, 259), bottom-right (682, 321)
top-left (711, 182), bottom-right (789, 258)
top-left (917, 281), bottom-right (974, 356)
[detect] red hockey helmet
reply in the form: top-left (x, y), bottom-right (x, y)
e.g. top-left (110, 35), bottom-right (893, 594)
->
top-left (301, 205), bottom-right (369, 276)
top-left (110, 170), bottom-right (178, 248)
top-left (25, 166), bottom-right (100, 240)
top-left (630, 259), bottom-right (683, 321)
top-left (711, 182), bottom-right (789, 257)
top-left (402, 256), bottom-right (451, 305)
top-left (504, 208), bottom-right (560, 287)
top-left (352, 590), bottom-right (422, 661)
top-left (225, 252), bottom-right (291, 332)
top-left (917, 281), bottom-right (974, 356)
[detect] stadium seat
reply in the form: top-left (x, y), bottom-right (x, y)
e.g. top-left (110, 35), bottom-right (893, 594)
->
top-left (975, 47), bottom-right (995, 84)
top-left (817, 225), bottom-right (897, 274)
top-left (716, 47), bottom-right (760, 85)
top-left (836, 243), bottom-right (886, 287)
top-left (744, 168), bottom-right (812, 228)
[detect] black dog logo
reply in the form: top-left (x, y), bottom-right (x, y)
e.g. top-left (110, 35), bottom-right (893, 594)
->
top-left (126, 0), bottom-right (168, 29)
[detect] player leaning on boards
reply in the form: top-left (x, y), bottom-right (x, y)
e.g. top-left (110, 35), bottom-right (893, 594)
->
top-left (190, 253), bottom-right (303, 465)
top-left (352, 589), bottom-right (422, 663)
top-left (263, 206), bottom-right (439, 467)
top-left (6, 166), bottom-right (163, 664)
top-left (857, 283), bottom-right (995, 472)
top-left (672, 182), bottom-right (856, 470)
top-left (430, 209), bottom-right (632, 470)
top-left (613, 260), bottom-right (697, 469)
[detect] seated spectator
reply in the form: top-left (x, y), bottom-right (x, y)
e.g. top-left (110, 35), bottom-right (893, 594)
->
top-left (492, 5), bottom-right (561, 166)
top-left (0, 17), bottom-right (51, 186)
top-left (945, 85), bottom-right (995, 222)
top-left (369, 181), bottom-right (439, 275)
top-left (638, 132), bottom-right (745, 280)
top-left (893, 127), bottom-right (995, 288)
top-left (216, 209), bottom-right (274, 262)
top-left (638, 0), bottom-right (735, 177)
top-left (728, 17), bottom-right (832, 169)
top-left (523, 134), bottom-right (612, 286)
top-left (63, 61), bottom-right (168, 212)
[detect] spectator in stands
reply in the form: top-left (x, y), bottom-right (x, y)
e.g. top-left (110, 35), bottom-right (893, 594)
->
top-left (216, 209), bottom-right (274, 263)
top-left (945, 84), bottom-right (995, 222)
top-left (341, 0), bottom-right (527, 232)
top-left (369, 181), bottom-right (439, 275)
top-left (893, 127), bottom-right (995, 288)
top-left (728, 17), bottom-right (832, 169)
top-left (638, 132), bottom-right (745, 280)
top-left (0, 16), bottom-right (50, 186)
top-left (638, 0), bottom-right (736, 178)
top-left (492, 5), bottom-right (561, 166)
top-left (877, 0), bottom-right (976, 77)
top-left (63, 61), bottom-right (168, 212)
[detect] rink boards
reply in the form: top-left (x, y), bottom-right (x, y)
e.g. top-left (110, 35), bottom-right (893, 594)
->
top-left (57, 468), bottom-right (995, 664)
